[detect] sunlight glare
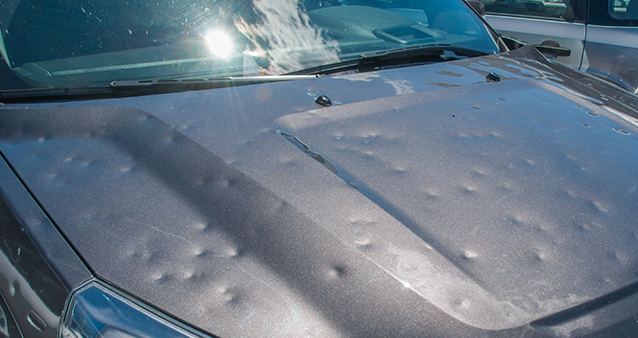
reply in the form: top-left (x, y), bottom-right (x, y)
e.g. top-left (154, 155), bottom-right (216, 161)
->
top-left (203, 30), bottom-right (233, 59)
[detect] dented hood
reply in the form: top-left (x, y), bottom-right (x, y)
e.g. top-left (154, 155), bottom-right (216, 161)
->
top-left (2, 46), bottom-right (638, 337)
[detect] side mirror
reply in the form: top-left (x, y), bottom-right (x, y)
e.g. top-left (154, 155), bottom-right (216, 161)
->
top-left (467, 0), bottom-right (486, 17)
top-left (500, 36), bottom-right (525, 51)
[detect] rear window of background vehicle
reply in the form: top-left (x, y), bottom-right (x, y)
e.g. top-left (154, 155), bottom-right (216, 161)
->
top-left (609, 0), bottom-right (638, 20)
top-left (591, 0), bottom-right (638, 24)
top-left (482, 0), bottom-right (637, 26)
top-left (482, 0), bottom-right (568, 20)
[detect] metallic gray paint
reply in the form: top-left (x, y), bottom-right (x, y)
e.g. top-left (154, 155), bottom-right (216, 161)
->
top-left (1, 46), bottom-right (638, 337)
top-left (0, 157), bottom-right (92, 290)
top-left (0, 154), bottom-right (92, 338)
top-left (581, 25), bottom-right (638, 94)
top-left (0, 291), bottom-right (21, 338)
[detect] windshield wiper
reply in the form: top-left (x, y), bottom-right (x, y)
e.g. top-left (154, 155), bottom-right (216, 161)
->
top-left (0, 75), bottom-right (318, 103)
top-left (286, 45), bottom-right (488, 76)
top-left (110, 75), bottom-right (318, 89)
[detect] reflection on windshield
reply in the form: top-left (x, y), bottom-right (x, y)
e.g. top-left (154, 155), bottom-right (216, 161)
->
top-left (203, 30), bottom-right (234, 59)
top-left (235, 0), bottom-right (340, 74)
top-left (0, 0), bottom-right (500, 89)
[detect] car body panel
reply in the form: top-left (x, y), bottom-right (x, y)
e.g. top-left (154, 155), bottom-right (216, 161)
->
top-left (0, 291), bottom-right (21, 338)
top-left (484, 0), bottom-right (638, 94)
top-left (0, 155), bottom-right (92, 338)
top-left (582, 25), bottom-right (638, 93)
top-left (1, 46), bottom-right (638, 337)
top-left (0, 192), bottom-right (63, 338)
top-left (485, 15), bottom-right (585, 68)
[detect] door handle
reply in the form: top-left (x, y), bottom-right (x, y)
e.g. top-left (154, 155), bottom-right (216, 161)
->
top-left (534, 40), bottom-right (571, 58)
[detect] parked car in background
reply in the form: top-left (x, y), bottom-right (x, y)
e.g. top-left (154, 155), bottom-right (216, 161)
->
top-left (482, 0), bottom-right (638, 94)
top-left (2, 0), bottom-right (638, 337)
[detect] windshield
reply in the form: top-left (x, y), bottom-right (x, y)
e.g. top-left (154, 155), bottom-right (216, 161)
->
top-left (0, 0), bottom-right (499, 90)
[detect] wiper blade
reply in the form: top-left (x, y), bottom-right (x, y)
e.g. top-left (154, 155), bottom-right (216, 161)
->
top-left (0, 75), bottom-right (318, 103)
top-left (286, 45), bottom-right (488, 76)
top-left (0, 86), bottom-right (115, 103)
top-left (110, 75), bottom-right (318, 89)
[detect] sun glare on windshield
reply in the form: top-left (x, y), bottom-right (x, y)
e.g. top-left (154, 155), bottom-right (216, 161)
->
top-left (0, 0), bottom-right (500, 88)
top-left (203, 30), bottom-right (234, 59)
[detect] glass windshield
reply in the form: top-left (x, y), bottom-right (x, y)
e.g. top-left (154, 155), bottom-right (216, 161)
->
top-left (0, 0), bottom-right (499, 90)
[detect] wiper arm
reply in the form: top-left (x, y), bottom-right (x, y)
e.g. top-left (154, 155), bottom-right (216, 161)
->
top-left (286, 45), bottom-right (488, 75)
top-left (0, 75), bottom-right (318, 103)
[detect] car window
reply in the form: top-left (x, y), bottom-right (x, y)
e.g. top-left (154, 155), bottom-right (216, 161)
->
top-left (589, 0), bottom-right (638, 25)
top-left (0, 0), bottom-right (499, 90)
top-left (482, 0), bottom-right (571, 20)
top-left (608, 0), bottom-right (638, 21)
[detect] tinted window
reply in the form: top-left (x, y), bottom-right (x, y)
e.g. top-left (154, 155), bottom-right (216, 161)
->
top-left (483, 0), bottom-right (570, 20)
top-left (590, 0), bottom-right (638, 25)
top-left (610, 0), bottom-right (638, 20)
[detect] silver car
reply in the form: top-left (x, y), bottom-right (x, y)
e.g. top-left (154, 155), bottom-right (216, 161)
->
top-left (482, 0), bottom-right (638, 94)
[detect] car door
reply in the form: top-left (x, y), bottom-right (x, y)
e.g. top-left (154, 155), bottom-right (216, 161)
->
top-left (482, 0), bottom-right (587, 69)
top-left (584, 0), bottom-right (638, 93)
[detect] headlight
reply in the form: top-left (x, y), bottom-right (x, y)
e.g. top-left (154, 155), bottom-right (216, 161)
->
top-left (59, 280), bottom-right (211, 338)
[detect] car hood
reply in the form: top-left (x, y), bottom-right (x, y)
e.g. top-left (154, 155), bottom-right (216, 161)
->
top-left (2, 46), bottom-right (638, 337)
